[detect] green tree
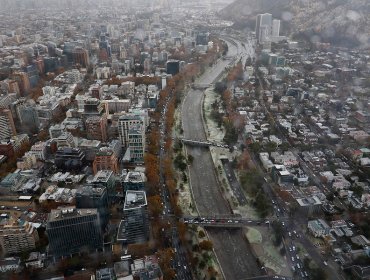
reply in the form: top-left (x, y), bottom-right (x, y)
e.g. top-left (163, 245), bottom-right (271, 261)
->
top-left (272, 221), bottom-right (284, 246)
top-left (198, 230), bottom-right (206, 238)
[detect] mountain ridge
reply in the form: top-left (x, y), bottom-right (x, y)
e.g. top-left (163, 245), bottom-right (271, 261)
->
top-left (219, 0), bottom-right (370, 48)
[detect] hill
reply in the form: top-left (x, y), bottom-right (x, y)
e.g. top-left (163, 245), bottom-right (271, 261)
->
top-left (219, 0), bottom-right (370, 48)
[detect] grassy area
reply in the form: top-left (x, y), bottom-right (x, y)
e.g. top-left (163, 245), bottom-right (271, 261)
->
top-left (246, 227), bottom-right (263, 244)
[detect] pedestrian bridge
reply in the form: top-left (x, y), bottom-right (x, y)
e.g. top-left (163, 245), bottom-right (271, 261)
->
top-left (192, 83), bottom-right (211, 90)
top-left (179, 138), bottom-right (228, 148)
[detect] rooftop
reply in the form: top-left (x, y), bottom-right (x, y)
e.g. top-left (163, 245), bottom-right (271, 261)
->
top-left (48, 207), bottom-right (98, 222)
top-left (124, 191), bottom-right (147, 209)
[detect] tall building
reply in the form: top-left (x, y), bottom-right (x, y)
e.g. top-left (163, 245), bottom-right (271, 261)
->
top-left (117, 191), bottom-right (149, 244)
top-left (93, 148), bottom-right (119, 174)
top-left (195, 32), bottom-right (209, 46)
top-left (255, 13), bottom-right (272, 43)
top-left (72, 47), bottom-right (90, 67)
top-left (88, 170), bottom-right (116, 203)
top-left (123, 171), bottom-right (146, 192)
top-left (0, 223), bottom-right (38, 255)
top-left (118, 114), bottom-right (145, 147)
top-left (0, 109), bottom-right (16, 140)
top-left (46, 207), bottom-right (103, 258)
top-left (272, 19), bottom-right (281, 37)
top-left (128, 124), bottom-right (145, 162)
top-left (166, 59), bottom-right (180, 75)
top-left (75, 186), bottom-right (109, 229)
top-left (16, 103), bottom-right (40, 132)
top-left (10, 71), bottom-right (31, 96)
top-left (85, 115), bottom-right (108, 142)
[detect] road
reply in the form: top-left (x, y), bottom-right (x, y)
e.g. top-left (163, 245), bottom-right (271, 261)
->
top-left (159, 93), bottom-right (192, 280)
top-left (221, 158), bottom-right (247, 206)
top-left (181, 38), bottom-right (263, 279)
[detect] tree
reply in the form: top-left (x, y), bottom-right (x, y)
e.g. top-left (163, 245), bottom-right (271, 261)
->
top-left (199, 260), bottom-right (206, 269)
top-left (272, 221), bottom-right (284, 246)
top-left (147, 195), bottom-right (163, 218)
top-left (254, 191), bottom-right (271, 218)
top-left (223, 120), bottom-right (238, 146)
top-left (199, 240), bottom-right (213, 251)
top-left (37, 130), bottom-right (49, 141)
top-left (128, 243), bottom-right (151, 258)
top-left (188, 154), bottom-right (194, 164)
top-left (214, 82), bottom-right (227, 94)
top-left (249, 142), bottom-right (262, 154)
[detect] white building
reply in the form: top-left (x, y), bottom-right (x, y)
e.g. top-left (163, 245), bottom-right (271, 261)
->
top-left (256, 13), bottom-right (272, 43)
top-left (308, 219), bottom-right (331, 238)
top-left (272, 19), bottom-right (280, 37)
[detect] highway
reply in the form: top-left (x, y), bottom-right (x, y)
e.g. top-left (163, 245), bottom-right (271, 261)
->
top-left (221, 158), bottom-right (247, 206)
top-left (181, 38), bottom-right (263, 279)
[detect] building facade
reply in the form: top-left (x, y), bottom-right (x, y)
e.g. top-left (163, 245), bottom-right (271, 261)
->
top-left (0, 109), bottom-right (16, 140)
top-left (46, 207), bottom-right (103, 258)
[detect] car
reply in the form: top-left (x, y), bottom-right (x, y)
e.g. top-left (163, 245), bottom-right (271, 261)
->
top-left (296, 263), bottom-right (301, 269)
top-left (289, 247), bottom-right (292, 252)
top-left (323, 261), bottom-right (328, 266)
top-left (292, 246), bottom-right (296, 251)
top-left (304, 271), bottom-right (308, 277)
top-left (288, 232), bottom-right (292, 237)
top-left (291, 257), bottom-right (295, 262)
top-left (183, 265), bottom-right (187, 270)
top-left (296, 255), bottom-right (300, 260)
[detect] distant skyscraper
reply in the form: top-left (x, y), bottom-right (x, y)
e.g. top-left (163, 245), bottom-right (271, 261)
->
top-left (255, 13), bottom-right (273, 43)
top-left (166, 59), bottom-right (180, 75)
top-left (17, 104), bottom-right (40, 132)
top-left (10, 71), bottom-right (31, 96)
top-left (72, 47), bottom-right (90, 67)
top-left (272, 19), bottom-right (281, 37)
top-left (0, 109), bottom-right (17, 140)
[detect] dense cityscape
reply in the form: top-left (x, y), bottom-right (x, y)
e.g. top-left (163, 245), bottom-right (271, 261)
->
top-left (0, 0), bottom-right (369, 280)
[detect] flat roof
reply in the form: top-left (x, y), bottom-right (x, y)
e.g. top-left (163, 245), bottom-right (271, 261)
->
top-left (48, 207), bottom-right (97, 222)
top-left (124, 191), bottom-right (147, 209)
